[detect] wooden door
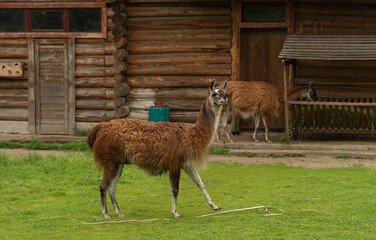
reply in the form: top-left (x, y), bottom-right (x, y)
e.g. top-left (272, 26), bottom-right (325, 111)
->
top-left (34, 39), bottom-right (71, 134)
top-left (239, 28), bottom-right (286, 129)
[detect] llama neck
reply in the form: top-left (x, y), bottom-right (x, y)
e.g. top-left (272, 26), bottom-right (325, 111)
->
top-left (279, 86), bottom-right (307, 103)
top-left (191, 98), bottom-right (222, 145)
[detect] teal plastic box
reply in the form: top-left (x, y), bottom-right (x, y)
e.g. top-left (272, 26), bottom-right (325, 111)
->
top-left (149, 105), bottom-right (170, 122)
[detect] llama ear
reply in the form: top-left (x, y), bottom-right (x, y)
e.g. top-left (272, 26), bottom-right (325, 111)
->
top-left (209, 79), bottom-right (216, 93)
top-left (221, 80), bottom-right (228, 90)
top-left (308, 81), bottom-right (314, 88)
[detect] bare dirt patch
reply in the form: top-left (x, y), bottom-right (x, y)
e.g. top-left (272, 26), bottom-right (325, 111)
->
top-left (209, 154), bottom-right (376, 169)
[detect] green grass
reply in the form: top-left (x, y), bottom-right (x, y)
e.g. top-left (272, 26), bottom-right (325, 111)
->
top-left (236, 152), bottom-right (256, 157)
top-left (209, 146), bottom-right (230, 155)
top-left (0, 153), bottom-right (375, 239)
top-left (0, 137), bottom-right (88, 152)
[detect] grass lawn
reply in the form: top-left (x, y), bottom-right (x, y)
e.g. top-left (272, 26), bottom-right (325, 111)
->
top-left (0, 151), bottom-right (375, 239)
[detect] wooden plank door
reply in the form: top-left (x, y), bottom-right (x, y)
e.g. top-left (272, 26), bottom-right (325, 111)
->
top-left (239, 28), bottom-right (286, 129)
top-left (34, 39), bottom-right (73, 134)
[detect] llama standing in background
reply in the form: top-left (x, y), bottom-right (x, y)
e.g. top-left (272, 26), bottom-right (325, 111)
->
top-left (217, 81), bottom-right (318, 143)
top-left (87, 80), bottom-right (227, 219)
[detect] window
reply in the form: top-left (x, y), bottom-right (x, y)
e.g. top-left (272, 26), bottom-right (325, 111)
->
top-left (242, 3), bottom-right (286, 23)
top-left (0, 9), bottom-right (24, 32)
top-left (70, 8), bottom-right (102, 32)
top-left (236, 2), bottom-right (291, 28)
top-left (31, 10), bottom-right (65, 31)
top-left (0, 3), bottom-right (106, 38)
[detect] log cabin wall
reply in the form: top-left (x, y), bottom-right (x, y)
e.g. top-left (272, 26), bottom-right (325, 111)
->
top-left (74, 6), bottom-right (116, 125)
top-left (294, 0), bottom-right (376, 98)
top-left (0, 0), bottom-right (116, 134)
top-left (120, 0), bottom-right (232, 123)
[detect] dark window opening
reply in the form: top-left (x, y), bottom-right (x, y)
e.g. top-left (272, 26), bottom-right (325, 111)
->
top-left (0, 9), bottom-right (25, 32)
top-left (242, 3), bottom-right (286, 22)
top-left (70, 8), bottom-right (101, 32)
top-left (31, 11), bottom-right (64, 31)
top-left (0, 8), bottom-right (102, 33)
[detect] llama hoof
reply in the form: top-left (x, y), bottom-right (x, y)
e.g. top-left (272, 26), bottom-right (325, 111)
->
top-left (213, 206), bottom-right (221, 211)
top-left (172, 213), bottom-right (184, 218)
top-left (254, 139), bottom-right (260, 143)
top-left (117, 213), bottom-right (126, 218)
top-left (229, 139), bottom-right (235, 143)
top-left (267, 140), bottom-right (273, 144)
top-left (103, 214), bottom-right (111, 219)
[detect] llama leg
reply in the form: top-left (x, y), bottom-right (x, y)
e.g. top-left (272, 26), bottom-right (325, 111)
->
top-left (169, 170), bottom-right (183, 218)
top-left (223, 125), bottom-right (235, 143)
top-left (99, 167), bottom-right (117, 219)
top-left (222, 105), bottom-right (235, 143)
top-left (183, 164), bottom-right (221, 211)
top-left (108, 164), bottom-right (125, 217)
top-left (216, 125), bottom-right (224, 143)
top-left (262, 114), bottom-right (272, 143)
top-left (253, 112), bottom-right (261, 142)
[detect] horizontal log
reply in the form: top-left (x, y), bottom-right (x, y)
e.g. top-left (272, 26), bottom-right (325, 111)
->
top-left (76, 88), bottom-right (114, 100)
top-left (105, 55), bottom-right (115, 67)
top-left (113, 82), bottom-right (131, 96)
top-left (75, 67), bottom-right (106, 77)
top-left (128, 109), bottom-right (198, 123)
top-left (75, 57), bottom-right (105, 67)
top-left (128, 53), bottom-right (231, 65)
top-left (75, 39), bottom-right (105, 45)
top-left (106, 77), bottom-right (115, 87)
top-left (126, 16), bottom-right (231, 30)
top-left (127, 29), bottom-right (231, 41)
top-left (127, 41), bottom-right (231, 54)
top-left (114, 96), bottom-right (126, 106)
top-left (112, 48), bottom-right (129, 61)
top-left (105, 67), bottom-right (115, 77)
top-left (127, 64), bottom-right (231, 76)
top-left (105, 44), bottom-right (116, 55)
top-left (0, 47), bottom-right (28, 59)
top-left (0, 108), bottom-right (27, 121)
top-left (0, 89), bottom-right (27, 99)
top-left (113, 62), bottom-right (129, 74)
top-left (128, 88), bottom-right (207, 100)
top-left (124, 0), bottom-right (229, 3)
top-left (127, 99), bottom-right (203, 111)
top-left (112, 12), bottom-right (127, 25)
top-left (0, 79), bottom-right (28, 89)
top-left (0, 39), bottom-right (28, 47)
top-left (0, 99), bottom-right (28, 108)
top-left (115, 105), bottom-right (130, 118)
top-left (76, 99), bottom-right (114, 110)
top-left (75, 45), bottom-right (105, 56)
top-left (127, 75), bottom-right (229, 88)
top-left (125, 6), bottom-right (231, 17)
top-left (76, 110), bottom-right (116, 122)
top-left (76, 77), bottom-right (113, 88)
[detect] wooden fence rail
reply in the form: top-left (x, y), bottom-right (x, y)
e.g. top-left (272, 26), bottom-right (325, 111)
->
top-left (289, 98), bottom-right (376, 134)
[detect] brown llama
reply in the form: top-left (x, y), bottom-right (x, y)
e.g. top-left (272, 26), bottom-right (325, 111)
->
top-left (87, 80), bottom-right (227, 219)
top-left (216, 81), bottom-right (318, 143)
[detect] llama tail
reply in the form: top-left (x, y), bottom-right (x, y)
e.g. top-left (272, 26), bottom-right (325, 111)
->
top-left (87, 123), bottom-right (102, 150)
top-left (87, 123), bottom-right (105, 170)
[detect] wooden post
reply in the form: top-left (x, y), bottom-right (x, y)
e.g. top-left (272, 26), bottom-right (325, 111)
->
top-left (282, 59), bottom-right (290, 144)
top-left (27, 38), bottom-right (36, 134)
